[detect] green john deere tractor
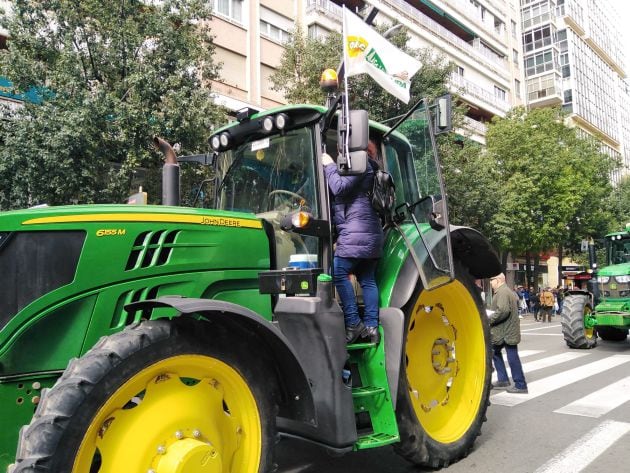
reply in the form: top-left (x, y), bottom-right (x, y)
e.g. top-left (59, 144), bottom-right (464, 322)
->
top-left (562, 226), bottom-right (630, 348)
top-left (0, 80), bottom-right (500, 471)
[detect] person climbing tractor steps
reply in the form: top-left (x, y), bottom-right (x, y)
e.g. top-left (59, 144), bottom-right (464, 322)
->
top-left (322, 147), bottom-right (384, 344)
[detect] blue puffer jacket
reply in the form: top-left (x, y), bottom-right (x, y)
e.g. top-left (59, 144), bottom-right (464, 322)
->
top-left (324, 160), bottom-right (384, 259)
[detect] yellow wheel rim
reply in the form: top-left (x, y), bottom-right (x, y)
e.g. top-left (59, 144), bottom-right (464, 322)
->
top-left (405, 279), bottom-right (487, 444)
top-left (72, 355), bottom-right (262, 473)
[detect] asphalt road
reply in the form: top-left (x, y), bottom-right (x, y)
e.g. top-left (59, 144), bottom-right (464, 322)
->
top-left (274, 314), bottom-right (630, 473)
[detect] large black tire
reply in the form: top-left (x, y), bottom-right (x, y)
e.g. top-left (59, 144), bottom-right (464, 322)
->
top-left (596, 326), bottom-right (629, 342)
top-left (394, 264), bottom-right (492, 468)
top-left (11, 318), bottom-right (275, 473)
top-left (561, 294), bottom-right (597, 349)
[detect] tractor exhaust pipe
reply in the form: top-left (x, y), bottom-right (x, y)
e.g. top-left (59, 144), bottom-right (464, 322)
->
top-left (154, 137), bottom-right (180, 206)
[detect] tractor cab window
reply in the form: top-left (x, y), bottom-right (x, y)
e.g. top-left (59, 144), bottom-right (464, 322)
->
top-left (607, 236), bottom-right (630, 264)
top-left (215, 127), bottom-right (319, 269)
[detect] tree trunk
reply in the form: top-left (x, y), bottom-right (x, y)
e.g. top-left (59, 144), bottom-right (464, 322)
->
top-left (533, 253), bottom-right (541, 292)
top-left (557, 246), bottom-right (563, 288)
top-left (525, 252), bottom-right (532, 290)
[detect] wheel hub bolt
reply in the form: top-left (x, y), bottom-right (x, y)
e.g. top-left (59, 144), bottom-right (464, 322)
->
top-left (192, 429), bottom-right (201, 438)
top-left (175, 430), bottom-right (183, 439)
top-left (157, 445), bottom-right (166, 455)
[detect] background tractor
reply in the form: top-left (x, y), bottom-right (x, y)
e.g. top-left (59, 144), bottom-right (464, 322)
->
top-left (0, 72), bottom-right (501, 471)
top-left (562, 226), bottom-right (630, 348)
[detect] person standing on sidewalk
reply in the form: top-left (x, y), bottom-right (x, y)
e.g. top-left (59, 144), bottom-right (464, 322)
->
top-left (488, 273), bottom-right (528, 394)
top-left (539, 287), bottom-right (554, 323)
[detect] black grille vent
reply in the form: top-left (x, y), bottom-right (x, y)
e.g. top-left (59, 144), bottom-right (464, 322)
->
top-left (125, 230), bottom-right (179, 271)
top-left (111, 286), bottom-right (161, 328)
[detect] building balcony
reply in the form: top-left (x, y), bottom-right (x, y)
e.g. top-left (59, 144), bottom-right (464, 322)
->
top-left (527, 86), bottom-right (562, 107)
top-left (460, 116), bottom-right (487, 144)
top-left (305, 0), bottom-right (342, 22)
top-left (449, 73), bottom-right (510, 114)
top-left (386, 0), bottom-right (509, 78)
top-left (445, 0), bottom-right (507, 44)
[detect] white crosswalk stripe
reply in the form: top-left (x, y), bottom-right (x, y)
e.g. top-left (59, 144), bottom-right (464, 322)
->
top-left (554, 375), bottom-right (630, 418)
top-left (492, 351), bottom-right (590, 382)
top-left (533, 420), bottom-right (630, 473)
top-left (491, 354), bottom-right (630, 407)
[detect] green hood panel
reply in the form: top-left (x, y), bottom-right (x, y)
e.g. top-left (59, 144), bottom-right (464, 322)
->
top-left (598, 263), bottom-right (630, 277)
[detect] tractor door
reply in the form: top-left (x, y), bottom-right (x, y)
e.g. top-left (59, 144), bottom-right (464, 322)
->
top-left (382, 105), bottom-right (455, 289)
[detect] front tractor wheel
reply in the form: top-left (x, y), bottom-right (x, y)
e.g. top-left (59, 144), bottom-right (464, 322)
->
top-left (561, 294), bottom-right (597, 349)
top-left (394, 266), bottom-right (491, 468)
top-left (12, 319), bottom-right (275, 473)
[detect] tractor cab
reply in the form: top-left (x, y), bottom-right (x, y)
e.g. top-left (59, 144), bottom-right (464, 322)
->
top-left (206, 100), bottom-right (456, 291)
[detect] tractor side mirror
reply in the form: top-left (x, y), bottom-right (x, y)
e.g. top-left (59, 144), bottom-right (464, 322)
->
top-left (337, 110), bottom-right (368, 175)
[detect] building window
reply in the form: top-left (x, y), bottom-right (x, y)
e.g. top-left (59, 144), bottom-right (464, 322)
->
top-left (261, 20), bottom-right (289, 43)
top-left (522, 1), bottom-right (552, 30)
top-left (308, 23), bottom-right (329, 40)
top-left (513, 49), bottom-right (519, 65)
top-left (524, 48), bottom-right (556, 77)
top-left (494, 86), bottom-right (507, 101)
top-left (213, 0), bottom-right (243, 23)
top-left (511, 20), bottom-right (517, 39)
top-left (523, 25), bottom-right (555, 53)
top-left (514, 79), bottom-right (521, 99)
top-left (456, 66), bottom-right (465, 76)
top-left (564, 89), bottom-right (572, 104)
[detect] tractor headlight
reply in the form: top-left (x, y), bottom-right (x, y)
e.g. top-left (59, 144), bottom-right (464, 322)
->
top-left (275, 113), bottom-right (289, 130)
top-left (210, 135), bottom-right (221, 151)
top-left (262, 116), bottom-right (275, 132)
top-left (597, 276), bottom-right (610, 283)
top-left (615, 275), bottom-right (630, 283)
top-left (219, 132), bottom-right (231, 148)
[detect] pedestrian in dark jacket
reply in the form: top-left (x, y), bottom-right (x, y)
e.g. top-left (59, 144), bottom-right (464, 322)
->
top-left (323, 148), bottom-right (384, 344)
top-left (488, 273), bottom-right (528, 393)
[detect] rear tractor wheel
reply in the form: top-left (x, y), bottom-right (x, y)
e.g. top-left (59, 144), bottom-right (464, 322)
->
top-left (561, 294), bottom-right (597, 349)
top-left (11, 319), bottom-right (275, 473)
top-left (394, 265), bottom-right (491, 468)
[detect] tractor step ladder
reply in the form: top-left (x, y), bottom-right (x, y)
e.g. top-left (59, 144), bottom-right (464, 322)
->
top-left (346, 327), bottom-right (399, 450)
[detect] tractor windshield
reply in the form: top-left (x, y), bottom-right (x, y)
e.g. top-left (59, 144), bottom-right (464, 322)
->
top-left (215, 127), bottom-right (318, 217)
top-left (214, 126), bottom-right (320, 269)
top-left (607, 234), bottom-right (630, 265)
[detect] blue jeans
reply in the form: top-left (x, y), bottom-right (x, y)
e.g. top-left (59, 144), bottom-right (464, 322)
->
top-left (492, 343), bottom-right (527, 390)
top-left (333, 256), bottom-right (379, 328)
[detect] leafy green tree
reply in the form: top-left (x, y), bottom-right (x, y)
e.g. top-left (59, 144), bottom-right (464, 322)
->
top-left (270, 25), bottom-right (342, 105)
top-left (0, 0), bottom-right (224, 209)
top-left (440, 137), bottom-right (501, 241)
top-left (485, 106), bottom-right (616, 267)
top-left (610, 175), bottom-right (630, 229)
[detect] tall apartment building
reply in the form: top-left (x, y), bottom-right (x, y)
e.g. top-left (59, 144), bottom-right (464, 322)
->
top-left (209, 0), bottom-right (525, 144)
top-left (521, 0), bottom-right (630, 181)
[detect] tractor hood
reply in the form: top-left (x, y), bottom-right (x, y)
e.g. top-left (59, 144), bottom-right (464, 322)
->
top-left (598, 263), bottom-right (630, 277)
top-left (0, 204), bottom-right (263, 232)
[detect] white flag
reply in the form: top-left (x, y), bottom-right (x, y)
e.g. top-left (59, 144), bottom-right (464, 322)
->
top-left (343, 7), bottom-right (422, 104)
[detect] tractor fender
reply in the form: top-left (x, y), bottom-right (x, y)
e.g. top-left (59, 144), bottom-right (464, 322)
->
top-left (389, 225), bottom-right (500, 308)
top-left (126, 296), bottom-right (315, 424)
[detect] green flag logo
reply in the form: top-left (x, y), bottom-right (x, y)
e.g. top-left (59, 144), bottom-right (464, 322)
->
top-left (365, 48), bottom-right (387, 73)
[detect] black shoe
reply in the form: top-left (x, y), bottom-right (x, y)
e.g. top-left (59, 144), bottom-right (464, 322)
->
top-left (346, 321), bottom-right (366, 344)
top-left (361, 325), bottom-right (380, 344)
top-left (491, 380), bottom-right (511, 389)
